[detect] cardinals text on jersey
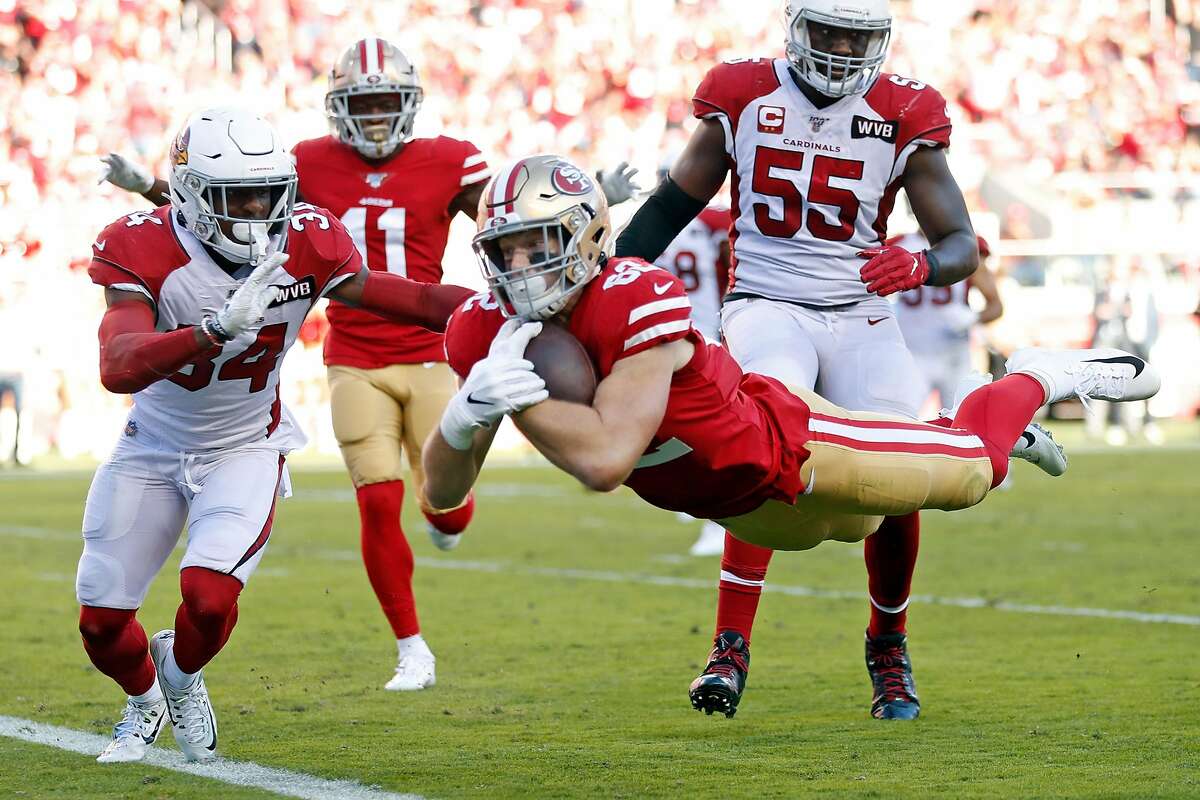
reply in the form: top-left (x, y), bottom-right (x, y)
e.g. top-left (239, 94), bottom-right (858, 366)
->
top-left (693, 58), bottom-right (951, 306)
top-left (88, 204), bottom-right (362, 451)
top-left (444, 257), bottom-right (814, 520)
top-left (292, 134), bottom-right (489, 368)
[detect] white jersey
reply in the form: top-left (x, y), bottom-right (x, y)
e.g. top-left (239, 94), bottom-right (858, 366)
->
top-left (692, 58), bottom-right (951, 306)
top-left (88, 204), bottom-right (362, 452)
top-left (890, 232), bottom-right (973, 354)
top-left (654, 206), bottom-right (729, 340)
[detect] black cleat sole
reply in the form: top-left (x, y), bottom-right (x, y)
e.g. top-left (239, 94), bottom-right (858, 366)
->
top-left (690, 686), bottom-right (739, 718)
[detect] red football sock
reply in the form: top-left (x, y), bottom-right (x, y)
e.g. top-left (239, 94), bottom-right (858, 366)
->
top-left (952, 374), bottom-right (1046, 488)
top-left (172, 567), bottom-right (243, 675)
top-left (357, 480), bottom-right (419, 639)
top-left (865, 512), bottom-right (920, 638)
top-left (422, 492), bottom-right (474, 535)
top-left (714, 532), bottom-right (774, 642)
top-left (79, 606), bottom-right (157, 696)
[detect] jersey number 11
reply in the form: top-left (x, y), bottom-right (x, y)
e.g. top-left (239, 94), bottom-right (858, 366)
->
top-left (341, 207), bottom-right (407, 277)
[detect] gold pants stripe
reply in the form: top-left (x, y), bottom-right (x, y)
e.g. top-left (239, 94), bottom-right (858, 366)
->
top-left (718, 384), bottom-right (993, 551)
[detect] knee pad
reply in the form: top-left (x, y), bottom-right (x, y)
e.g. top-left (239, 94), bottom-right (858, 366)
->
top-left (180, 567), bottom-right (242, 626)
top-left (78, 605), bottom-right (135, 644)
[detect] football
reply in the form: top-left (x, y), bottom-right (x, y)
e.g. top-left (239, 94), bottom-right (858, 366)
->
top-left (525, 322), bottom-right (598, 405)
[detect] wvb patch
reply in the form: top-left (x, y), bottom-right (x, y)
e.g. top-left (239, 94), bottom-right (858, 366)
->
top-left (268, 276), bottom-right (316, 308)
top-left (852, 116), bottom-right (898, 143)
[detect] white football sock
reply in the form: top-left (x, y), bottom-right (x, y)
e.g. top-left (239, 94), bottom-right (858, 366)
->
top-left (129, 682), bottom-right (164, 706)
top-left (161, 647), bottom-right (199, 690)
top-left (397, 634), bottom-right (431, 658)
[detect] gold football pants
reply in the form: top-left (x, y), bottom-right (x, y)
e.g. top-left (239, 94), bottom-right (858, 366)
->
top-left (328, 362), bottom-right (459, 512)
top-left (718, 385), bottom-right (993, 551)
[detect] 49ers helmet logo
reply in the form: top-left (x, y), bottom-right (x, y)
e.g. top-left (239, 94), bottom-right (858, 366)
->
top-left (550, 162), bottom-right (592, 196)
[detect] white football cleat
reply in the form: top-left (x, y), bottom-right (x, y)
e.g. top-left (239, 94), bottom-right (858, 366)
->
top-left (385, 637), bottom-right (436, 691)
top-left (96, 696), bottom-right (167, 763)
top-left (1006, 348), bottom-right (1160, 406)
top-left (689, 521), bottom-right (727, 557)
top-left (1010, 422), bottom-right (1067, 477)
top-left (426, 522), bottom-right (462, 551)
top-left (149, 630), bottom-right (218, 762)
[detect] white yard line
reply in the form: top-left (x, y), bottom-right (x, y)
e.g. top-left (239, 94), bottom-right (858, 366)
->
top-left (0, 715), bottom-right (424, 800)
top-left (4, 524), bottom-right (1197, 628)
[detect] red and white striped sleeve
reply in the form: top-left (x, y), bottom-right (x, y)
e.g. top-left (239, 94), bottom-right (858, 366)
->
top-left (459, 140), bottom-right (491, 189)
top-left (588, 259), bottom-right (694, 373)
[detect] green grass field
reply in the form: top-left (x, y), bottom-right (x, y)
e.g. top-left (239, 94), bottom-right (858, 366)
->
top-left (1, 449), bottom-right (1198, 798)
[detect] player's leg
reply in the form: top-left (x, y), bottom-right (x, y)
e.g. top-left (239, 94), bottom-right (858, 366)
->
top-left (328, 364), bottom-right (431, 690)
top-left (816, 305), bottom-right (925, 719)
top-left (688, 299), bottom-right (821, 718)
top-left (401, 361), bottom-right (475, 550)
top-left (76, 443), bottom-right (187, 762)
top-left (159, 448), bottom-right (287, 761)
top-left (789, 342), bottom-right (1162, 519)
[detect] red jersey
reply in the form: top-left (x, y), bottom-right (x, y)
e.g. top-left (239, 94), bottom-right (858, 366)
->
top-left (88, 204), bottom-right (361, 451)
top-left (293, 134), bottom-right (490, 368)
top-left (444, 258), bottom-right (813, 519)
top-left (654, 206), bottom-right (729, 341)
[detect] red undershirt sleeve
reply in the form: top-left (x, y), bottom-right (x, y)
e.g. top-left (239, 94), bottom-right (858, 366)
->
top-left (357, 271), bottom-right (475, 333)
top-left (98, 300), bottom-right (217, 394)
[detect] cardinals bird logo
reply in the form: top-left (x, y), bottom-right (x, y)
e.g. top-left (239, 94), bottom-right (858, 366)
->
top-left (170, 127), bottom-right (190, 167)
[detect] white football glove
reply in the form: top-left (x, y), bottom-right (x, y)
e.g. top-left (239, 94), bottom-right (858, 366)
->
top-left (440, 319), bottom-right (549, 450)
top-left (597, 161), bottom-right (641, 206)
top-left (944, 304), bottom-right (979, 337)
top-left (208, 236), bottom-right (290, 341)
top-left (97, 153), bottom-right (155, 194)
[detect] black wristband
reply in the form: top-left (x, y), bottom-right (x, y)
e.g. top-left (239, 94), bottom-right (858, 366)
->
top-left (614, 177), bottom-right (707, 262)
top-left (923, 249), bottom-right (941, 285)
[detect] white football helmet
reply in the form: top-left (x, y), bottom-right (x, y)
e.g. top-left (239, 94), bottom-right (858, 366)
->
top-left (783, 0), bottom-right (892, 97)
top-left (473, 155), bottom-right (611, 321)
top-left (167, 107), bottom-right (297, 265)
top-left (326, 38), bottom-right (423, 159)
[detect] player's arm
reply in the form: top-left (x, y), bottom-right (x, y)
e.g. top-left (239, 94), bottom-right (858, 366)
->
top-left (902, 147), bottom-right (978, 286)
top-left (422, 321), bottom-right (548, 510)
top-left (98, 247), bottom-right (291, 393)
top-left (858, 147), bottom-right (978, 296)
top-left (614, 119), bottom-right (728, 261)
top-left (513, 338), bottom-right (691, 492)
top-left (421, 415), bottom-right (500, 511)
top-left (326, 266), bottom-right (473, 332)
top-left (97, 289), bottom-right (215, 393)
top-left (971, 264), bottom-right (1004, 325)
top-left (98, 154), bottom-right (170, 206)
top-left (449, 180), bottom-right (486, 219)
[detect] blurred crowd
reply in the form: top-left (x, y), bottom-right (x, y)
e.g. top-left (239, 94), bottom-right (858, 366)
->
top-left (1, 0), bottom-right (1199, 463)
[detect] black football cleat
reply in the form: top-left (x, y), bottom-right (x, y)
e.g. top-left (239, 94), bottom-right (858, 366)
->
top-left (865, 631), bottom-right (921, 720)
top-left (688, 630), bottom-right (749, 718)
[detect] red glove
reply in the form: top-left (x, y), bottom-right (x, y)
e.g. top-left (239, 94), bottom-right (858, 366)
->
top-left (858, 245), bottom-right (931, 296)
